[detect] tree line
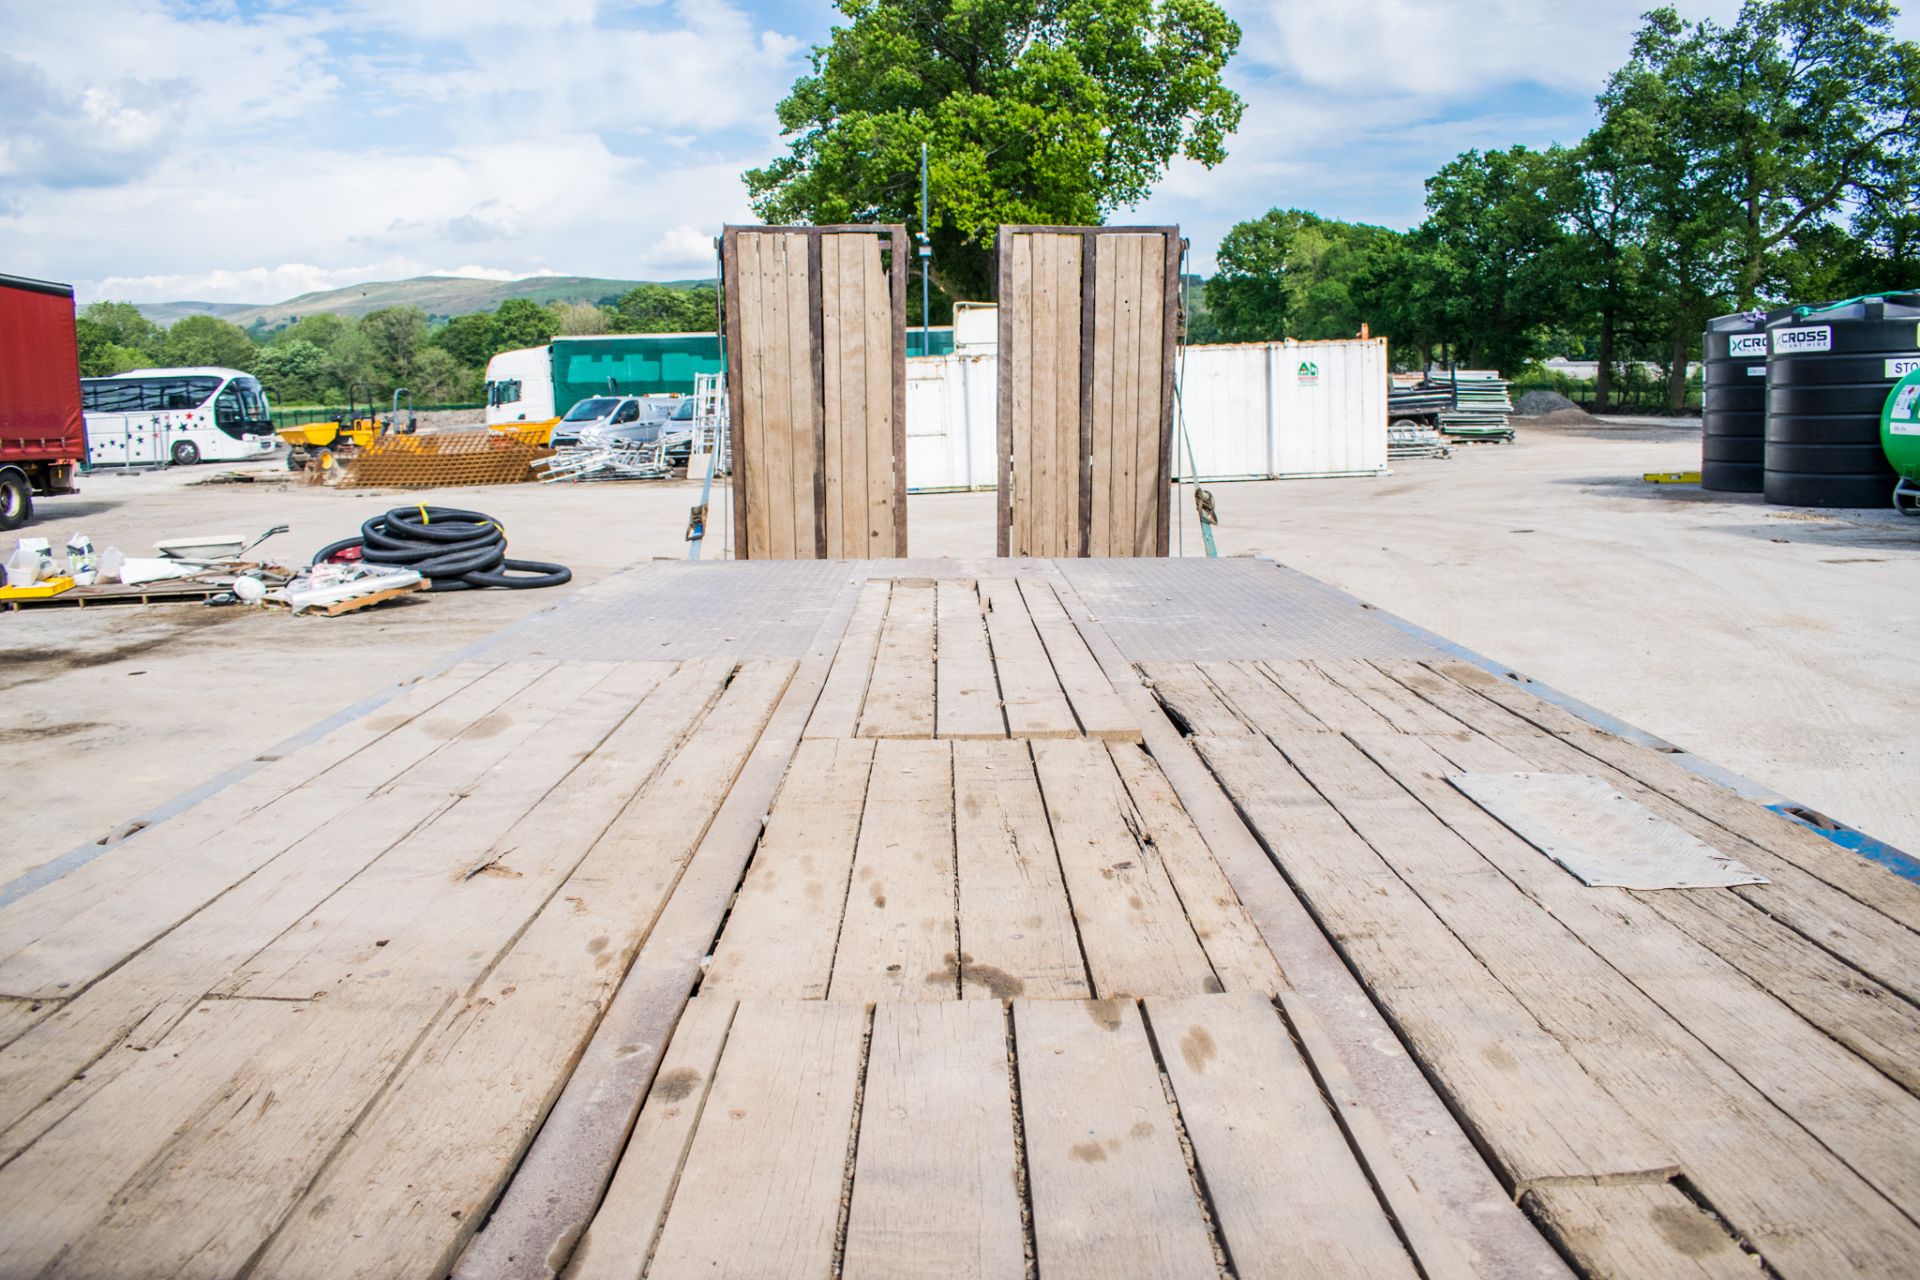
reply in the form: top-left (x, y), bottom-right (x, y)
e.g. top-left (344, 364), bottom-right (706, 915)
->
top-left (1200, 1), bottom-right (1918, 409)
top-left (73, 284), bottom-right (718, 407)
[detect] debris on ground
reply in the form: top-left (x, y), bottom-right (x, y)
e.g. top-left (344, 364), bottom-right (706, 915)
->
top-left (312, 505), bottom-right (572, 592)
top-left (1514, 389), bottom-right (1580, 416)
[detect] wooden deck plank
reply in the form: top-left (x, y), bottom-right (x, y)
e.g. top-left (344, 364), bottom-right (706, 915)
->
top-left (1197, 659), bottom-right (1321, 731)
top-left (1015, 998), bottom-right (1217, 1280)
top-left (1090, 233), bottom-right (1116, 557)
top-left (223, 660), bottom-right (725, 1003)
top-left (0, 786), bottom-right (450, 1162)
top-left (1523, 1182), bottom-right (1759, 1280)
top-left (979, 577), bottom-right (1078, 739)
top-left (1440, 658), bottom-right (1920, 935)
top-left (1138, 661), bottom-right (1253, 736)
top-left (858, 580), bottom-right (936, 739)
top-left (1018, 578), bottom-right (1138, 740)
top-left (705, 739), bottom-right (876, 1000)
top-left (1108, 744), bottom-right (1285, 995)
top-left (935, 580), bottom-right (1006, 740)
top-left (860, 232), bottom-right (895, 556)
top-left (1300, 724), bottom-right (1920, 1275)
top-left (565, 996), bottom-right (738, 1280)
top-left (806, 578), bottom-right (888, 739)
top-left (829, 740), bottom-right (958, 1002)
top-left (1149, 992), bottom-right (1418, 1280)
top-left (842, 1000), bottom-right (1026, 1279)
top-left (1130, 235), bottom-right (1164, 557)
top-left (1257, 660), bottom-right (1398, 733)
top-left (821, 233), bottom-right (847, 560)
top-left (952, 740), bottom-right (1091, 1000)
top-left (1032, 739), bottom-right (1218, 999)
top-left (314, 660), bottom-right (558, 792)
top-left (646, 1000), bottom-right (867, 1278)
top-left (1381, 660), bottom-right (1920, 1007)
top-left (375, 661), bottom-right (623, 796)
top-left (1194, 729), bottom-right (1677, 1186)
top-left (1310, 658), bottom-right (1472, 734)
top-left (250, 663), bottom-right (794, 1280)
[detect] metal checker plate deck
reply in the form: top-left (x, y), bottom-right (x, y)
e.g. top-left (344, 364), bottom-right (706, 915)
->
top-left (1058, 557), bottom-right (1441, 662)
top-left (478, 560), bottom-right (855, 660)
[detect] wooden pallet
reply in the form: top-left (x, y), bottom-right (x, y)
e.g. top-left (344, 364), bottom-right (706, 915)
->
top-left (1, 580), bottom-right (229, 610)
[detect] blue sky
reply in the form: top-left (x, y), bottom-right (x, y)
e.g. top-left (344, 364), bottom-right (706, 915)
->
top-left (3, 0), bottom-right (1912, 305)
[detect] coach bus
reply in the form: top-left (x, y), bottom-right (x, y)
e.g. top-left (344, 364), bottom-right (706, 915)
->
top-left (80, 367), bottom-right (275, 467)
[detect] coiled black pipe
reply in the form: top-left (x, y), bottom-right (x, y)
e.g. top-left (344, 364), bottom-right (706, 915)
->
top-left (313, 506), bottom-right (572, 592)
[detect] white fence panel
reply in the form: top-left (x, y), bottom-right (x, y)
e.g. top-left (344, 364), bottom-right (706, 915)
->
top-left (905, 354), bottom-right (997, 491)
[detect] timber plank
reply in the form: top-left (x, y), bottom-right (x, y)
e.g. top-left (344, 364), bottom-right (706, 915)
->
top-left (785, 230), bottom-right (817, 557)
top-left (1523, 1182), bottom-right (1759, 1280)
top-left (1032, 234), bottom-right (1059, 557)
top-left (1018, 578), bottom-right (1138, 740)
top-left (1131, 235), bottom-right (1164, 557)
top-left (314, 660), bottom-right (556, 793)
top-left (705, 738), bottom-right (876, 1000)
top-left (1303, 724), bottom-right (1920, 1276)
top-left (223, 660), bottom-right (723, 1002)
top-left (646, 999), bottom-right (868, 1278)
top-left (1110, 233), bottom-right (1141, 557)
top-left (1032, 739), bottom-right (1217, 998)
top-left (979, 577), bottom-right (1077, 738)
top-left (1090, 235), bottom-right (1116, 556)
top-left (375, 661), bottom-right (622, 796)
top-left (1443, 659), bottom-right (1920, 935)
top-left (738, 232), bottom-right (772, 559)
top-left (565, 996), bottom-right (738, 1280)
top-left (1054, 233), bottom-right (1083, 552)
top-left (806, 578), bottom-right (888, 739)
top-left (1108, 744), bottom-right (1285, 995)
top-left (1258, 659), bottom-right (1397, 733)
top-left (1148, 992), bottom-right (1417, 1280)
top-left (842, 1000), bottom-right (1026, 1279)
top-left (1311, 658), bottom-right (1470, 734)
top-left (861, 232), bottom-right (895, 555)
top-left (760, 233), bottom-right (794, 558)
top-left (251, 664), bottom-right (794, 1280)
top-left (858, 579), bottom-right (936, 739)
top-left (0, 786), bottom-right (450, 1161)
top-left (821, 233), bottom-right (846, 559)
top-left (829, 739), bottom-right (958, 1003)
top-left (1138, 661), bottom-right (1252, 736)
top-left (1195, 729), bottom-right (1677, 1187)
top-left (1009, 233), bottom-right (1034, 555)
top-left (1380, 660), bottom-right (1920, 1006)
top-left (936, 580), bottom-right (1005, 739)
top-left (951, 740), bottom-right (1091, 1000)
top-left (1015, 997), bottom-right (1217, 1280)
top-left (1198, 659), bottom-right (1321, 732)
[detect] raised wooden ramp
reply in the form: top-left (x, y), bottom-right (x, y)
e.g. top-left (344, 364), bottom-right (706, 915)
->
top-left (1, 558), bottom-right (1916, 1279)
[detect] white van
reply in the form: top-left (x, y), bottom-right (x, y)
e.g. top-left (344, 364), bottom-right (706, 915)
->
top-left (81, 368), bottom-right (275, 466)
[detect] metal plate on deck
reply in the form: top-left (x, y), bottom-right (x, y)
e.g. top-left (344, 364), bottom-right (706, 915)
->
top-left (1450, 772), bottom-right (1768, 889)
top-left (1058, 558), bottom-right (1440, 662)
top-left (480, 560), bottom-right (857, 660)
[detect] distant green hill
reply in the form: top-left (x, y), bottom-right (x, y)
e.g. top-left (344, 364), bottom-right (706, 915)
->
top-left (133, 274), bottom-right (715, 330)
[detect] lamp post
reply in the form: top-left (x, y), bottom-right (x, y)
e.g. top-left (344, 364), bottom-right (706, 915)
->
top-left (919, 142), bottom-right (932, 355)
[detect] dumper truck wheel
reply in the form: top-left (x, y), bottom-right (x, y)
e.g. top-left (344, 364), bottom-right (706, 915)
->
top-left (171, 440), bottom-right (201, 466)
top-left (286, 450), bottom-right (307, 471)
top-left (0, 470), bottom-right (31, 531)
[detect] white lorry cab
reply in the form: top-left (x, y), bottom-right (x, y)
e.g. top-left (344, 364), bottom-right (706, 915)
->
top-left (80, 367), bottom-right (275, 467)
top-left (482, 345), bottom-right (557, 427)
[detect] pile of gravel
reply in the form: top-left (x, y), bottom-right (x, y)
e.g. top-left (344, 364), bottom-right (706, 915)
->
top-left (1514, 389), bottom-right (1579, 416)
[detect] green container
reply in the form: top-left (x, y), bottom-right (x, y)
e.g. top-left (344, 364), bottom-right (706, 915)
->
top-left (1885, 366), bottom-right (1920, 482)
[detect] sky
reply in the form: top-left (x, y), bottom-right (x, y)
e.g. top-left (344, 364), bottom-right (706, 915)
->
top-left (2, 0), bottom-right (1913, 306)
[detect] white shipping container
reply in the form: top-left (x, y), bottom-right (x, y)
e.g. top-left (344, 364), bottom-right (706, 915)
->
top-left (901, 335), bottom-right (1388, 491)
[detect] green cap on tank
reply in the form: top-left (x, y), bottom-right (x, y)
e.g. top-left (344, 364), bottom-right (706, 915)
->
top-left (1885, 367), bottom-right (1920, 483)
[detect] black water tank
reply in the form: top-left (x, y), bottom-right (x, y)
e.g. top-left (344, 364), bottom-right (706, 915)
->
top-left (1765, 293), bottom-right (1920, 507)
top-left (1701, 309), bottom-right (1785, 492)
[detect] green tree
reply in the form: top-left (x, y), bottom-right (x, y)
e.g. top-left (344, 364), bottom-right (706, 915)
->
top-left (80, 302), bottom-right (162, 363)
top-left (250, 339), bottom-right (329, 403)
top-left (272, 313), bottom-right (351, 353)
top-left (1420, 146), bottom-right (1565, 372)
top-left (410, 347), bottom-right (473, 402)
top-left (1206, 209), bottom-right (1395, 343)
top-left (747, 0), bottom-right (1245, 300)
top-left (357, 306), bottom-right (431, 390)
top-left (490, 298), bottom-right (560, 352)
top-left (433, 312), bottom-right (499, 366)
top-left (1543, 133), bottom-right (1660, 410)
top-left (159, 315), bottom-right (256, 370)
top-left (1611, 0), bottom-right (1920, 305)
top-left (553, 301), bottom-right (613, 335)
top-left (610, 284), bottom-right (718, 333)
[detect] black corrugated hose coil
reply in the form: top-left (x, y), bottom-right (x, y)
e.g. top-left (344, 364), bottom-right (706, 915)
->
top-left (312, 506), bottom-right (572, 592)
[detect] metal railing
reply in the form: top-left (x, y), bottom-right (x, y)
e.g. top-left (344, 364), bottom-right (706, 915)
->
top-left (269, 403), bottom-right (485, 429)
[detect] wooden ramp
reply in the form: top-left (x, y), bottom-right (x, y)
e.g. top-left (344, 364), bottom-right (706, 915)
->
top-left (1, 559), bottom-right (1917, 1279)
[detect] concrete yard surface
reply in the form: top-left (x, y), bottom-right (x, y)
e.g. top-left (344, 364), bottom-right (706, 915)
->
top-left (2, 415), bottom-right (1916, 896)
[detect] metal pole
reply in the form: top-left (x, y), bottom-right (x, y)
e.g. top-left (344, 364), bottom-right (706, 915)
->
top-left (919, 142), bottom-right (931, 355)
